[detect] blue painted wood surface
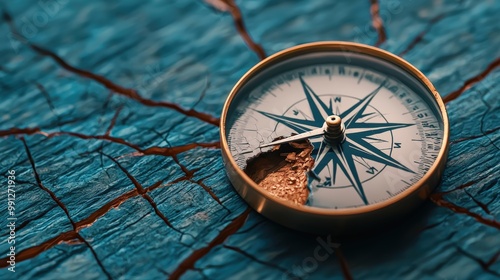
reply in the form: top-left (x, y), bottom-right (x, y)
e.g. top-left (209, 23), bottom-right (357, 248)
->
top-left (0, 0), bottom-right (499, 279)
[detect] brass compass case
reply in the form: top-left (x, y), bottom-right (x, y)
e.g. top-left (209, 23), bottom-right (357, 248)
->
top-left (220, 42), bottom-right (449, 234)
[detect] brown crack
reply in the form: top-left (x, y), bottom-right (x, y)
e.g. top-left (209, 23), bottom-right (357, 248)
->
top-left (129, 144), bottom-right (226, 209)
top-left (101, 152), bottom-right (182, 234)
top-left (430, 181), bottom-right (500, 230)
top-left (244, 140), bottom-right (314, 205)
top-left (398, 14), bottom-right (445, 56)
top-left (75, 188), bottom-right (139, 231)
top-left (418, 220), bottom-right (445, 233)
top-left (0, 56), bottom-right (218, 268)
top-left (172, 154), bottom-right (197, 179)
top-left (169, 207), bottom-right (251, 280)
top-left (145, 180), bottom-right (166, 192)
top-left (335, 247), bottom-right (354, 280)
top-left (444, 57), bottom-right (500, 103)
top-left (0, 127), bottom-right (41, 137)
top-left (479, 90), bottom-right (500, 151)
top-left (170, 154), bottom-right (227, 208)
top-left (0, 127), bottom-right (220, 157)
top-left (437, 181), bottom-right (476, 195)
top-left (20, 138), bottom-right (74, 227)
top-left (464, 190), bottom-right (491, 215)
top-left (2, 177), bottom-right (174, 267)
top-left (450, 127), bottom-right (500, 145)
top-left (35, 82), bottom-right (62, 126)
top-left (105, 106), bottom-right (123, 136)
top-left (223, 245), bottom-right (298, 277)
top-left (3, 138), bottom-right (113, 278)
top-left (486, 251), bottom-right (500, 270)
top-left (369, 0), bottom-right (387, 47)
top-left (34, 42), bottom-right (219, 126)
top-left (141, 141), bottom-right (221, 157)
top-left (2, 10), bottom-right (219, 127)
top-left (192, 179), bottom-right (223, 205)
top-left (205, 0), bottom-right (266, 60)
top-left (0, 230), bottom-right (79, 267)
top-left (455, 246), bottom-right (500, 277)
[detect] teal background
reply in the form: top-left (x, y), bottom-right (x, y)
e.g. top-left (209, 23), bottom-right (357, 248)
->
top-left (0, 0), bottom-right (499, 279)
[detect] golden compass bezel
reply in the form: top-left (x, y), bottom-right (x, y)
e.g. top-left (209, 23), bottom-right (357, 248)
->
top-left (220, 41), bottom-right (449, 234)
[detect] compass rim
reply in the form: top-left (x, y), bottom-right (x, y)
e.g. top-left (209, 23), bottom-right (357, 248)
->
top-left (220, 41), bottom-right (450, 228)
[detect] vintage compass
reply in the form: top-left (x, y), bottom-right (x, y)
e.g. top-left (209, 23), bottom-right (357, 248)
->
top-left (220, 42), bottom-right (449, 234)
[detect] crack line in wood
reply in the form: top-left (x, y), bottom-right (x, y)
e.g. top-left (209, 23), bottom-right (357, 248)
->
top-left (369, 0), bottom-right (387, 47)
top-left (0, 127), bottom-right (41, 137)
top-left (75, 188), bottom-right (140, 231)
top-left (0, 99), bottom-right (207, 265)
top-left (450, 127), bottom-right (500, 145)
top-left (169, 153), bottom-right (228, 208)
top-left (398, 14), bottom-right (446, 56)
top-left (205, 0), bottom-right (266, 60)
top-left (430, 192), bottom-right (500, 230)
top-left (223, 245), bottom-right (301, 278)
top-left (1, 175), bottom-right (184, 267)
top-left (464, 189), bottom-right (491, 215)
top-left (0, 127), bottom-right (220, 157)
top-left (335, 248), bottom-right (354, 280)
top-left (0, 230), bottom-right (78, 268)
top-left (479, 91), bottom-right (500, 151)
top-left (1, 10), bottom-right (220, 127)
top-left (435, 181), bottom-right (476, 195)
top-left (191, 179), bottom-right (224, 206)
top-left (105, 106), bottom-right (124, 136)
top-left (0, 138), bottom-right (112, 279)
top-left (454, 246), bottom-right (500, 276)
top-left (171, 153), bottom-right (229, 208)
top-left (444, 57), bottom-right (500, 103)
top-left (172, 154), bottom-right (197, 178)
top-left (169, 208), bottom-right (251, 280)
top-left (418, 220), bottom-right (446, 233)
top-left (100, 152), bottom-right (187, 235)
top-left (35, 82), bottom-right (64, 126)
top-left (486, 251), bottom-right (500, 270)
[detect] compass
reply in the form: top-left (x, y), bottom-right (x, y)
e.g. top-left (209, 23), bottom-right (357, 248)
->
top-left (220, 42), bottom-right (449, 234)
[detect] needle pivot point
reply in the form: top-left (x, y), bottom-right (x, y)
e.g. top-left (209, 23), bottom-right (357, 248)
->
top-left (324, 115), bottom-right (346, 145)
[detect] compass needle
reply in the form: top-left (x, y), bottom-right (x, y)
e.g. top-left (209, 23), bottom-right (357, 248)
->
top-left (259, 127), bottom-right (324, 148)
top-left (221, 42), bottom-right (449, 233)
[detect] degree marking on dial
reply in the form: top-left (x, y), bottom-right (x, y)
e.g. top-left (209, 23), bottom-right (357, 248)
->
top-left (357, 69), bottom-right (366, 84)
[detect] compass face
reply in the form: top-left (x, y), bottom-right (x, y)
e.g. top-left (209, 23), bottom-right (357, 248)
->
top-left (225, 51), bottom-right (444, 209)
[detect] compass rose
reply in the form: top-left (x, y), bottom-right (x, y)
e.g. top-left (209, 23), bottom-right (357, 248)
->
top-left (257, 76), bottom-right (414, 205)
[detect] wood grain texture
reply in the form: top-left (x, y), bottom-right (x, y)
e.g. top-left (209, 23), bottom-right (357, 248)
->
top-left (0, 0), bottom-right (498, 279)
